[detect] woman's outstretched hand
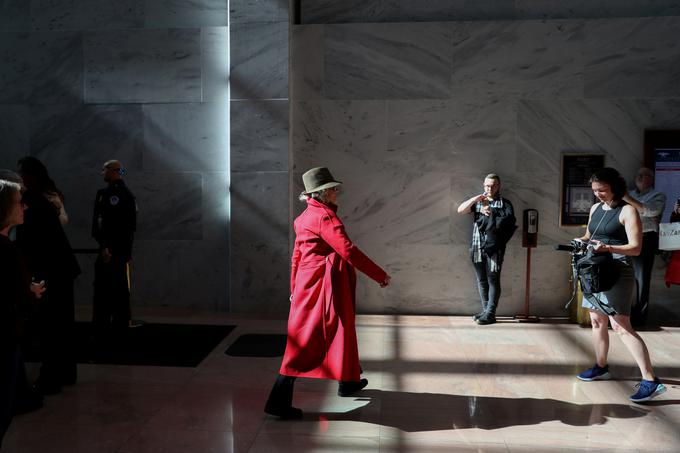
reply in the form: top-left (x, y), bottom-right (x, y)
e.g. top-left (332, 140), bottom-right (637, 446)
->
top-left (380, 275), bottom-right (391, 288)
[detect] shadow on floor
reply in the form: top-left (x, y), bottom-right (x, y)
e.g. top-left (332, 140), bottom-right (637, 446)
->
top-left (310, 389), bottom-right (649, 431)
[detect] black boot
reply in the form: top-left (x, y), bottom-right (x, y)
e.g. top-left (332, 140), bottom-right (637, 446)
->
top-left (472, 301), bottom-right (488, 321)
top-left (476, 302), bottom-right (497, 325)
top-left (264, 375), bottom-right (303, 419)
top-left (338, 378), bottom-right (368, 397)
top-left (13, 360), bottom-right (43, 415)
top-left (475, 312), bottom-right (496, 325)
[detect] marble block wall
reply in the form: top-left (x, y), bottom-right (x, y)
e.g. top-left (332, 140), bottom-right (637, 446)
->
top-left (300, 0), bottom-right (680, 23)
top-left (0, 1), bottom-right (231, 310)
top-left (291, 14), bottom-right (680, 316)
top-left (229, 1), bottom-right (291, 313)
top-left (2, 0), bottom-right (679, 317)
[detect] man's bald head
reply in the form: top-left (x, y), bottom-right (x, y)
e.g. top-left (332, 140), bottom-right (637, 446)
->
top-left (102, 160), bottom-right (124, 183)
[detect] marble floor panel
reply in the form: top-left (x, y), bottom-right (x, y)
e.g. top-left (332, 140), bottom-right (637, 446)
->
top-left (3, 311), bottom-right (680, 453)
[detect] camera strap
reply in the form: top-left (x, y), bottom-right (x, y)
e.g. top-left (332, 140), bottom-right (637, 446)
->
top-left (589, 203), bottom-right (609, 243)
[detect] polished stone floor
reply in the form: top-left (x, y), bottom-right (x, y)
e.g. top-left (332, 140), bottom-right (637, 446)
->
top-left (3, 279), bottom-right (680, 452)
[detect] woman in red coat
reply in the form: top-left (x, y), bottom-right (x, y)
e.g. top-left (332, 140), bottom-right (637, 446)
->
top-left (265, 167), bottom-right (391, 419)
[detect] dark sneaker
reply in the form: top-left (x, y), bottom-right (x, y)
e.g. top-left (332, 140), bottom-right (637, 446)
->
top-left (338, 378), bottom-right (368, 397)
top-left (577, 364), bottom-right (611, 381)
top-left (472, 312), bottom-right (485, 321)
top-left (475, 313), bottom-right (496, 325)
top-left (630, 378), bottom-right (666, 403)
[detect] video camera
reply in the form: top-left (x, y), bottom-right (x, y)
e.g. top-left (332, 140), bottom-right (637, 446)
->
top-left (554, 239), bottom-right (593, 307)
top-left (554, 239), bottom-right (593, 255)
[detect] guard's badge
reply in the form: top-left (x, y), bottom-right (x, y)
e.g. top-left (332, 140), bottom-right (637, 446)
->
top-left (109, 195), bottom-right (120, 206)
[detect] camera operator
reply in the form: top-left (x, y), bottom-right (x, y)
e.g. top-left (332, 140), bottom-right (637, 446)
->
top-left (575, 168), bottom-right (665, 403)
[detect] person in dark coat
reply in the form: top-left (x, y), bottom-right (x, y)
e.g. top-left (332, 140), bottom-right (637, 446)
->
top-left (457, 173), bottom-right (516, 325)
top-left (15, 157), bottom-right (80, 395)
top-left (0, 179), bottom-right (45, 447)
top-left (92, 160), bottom-right (137, 331)
top-left (264, 167), bottom-right (391, 419)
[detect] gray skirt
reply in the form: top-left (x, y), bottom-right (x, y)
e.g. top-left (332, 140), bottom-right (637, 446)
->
top-left (582, 258), bottom-right (635, 316)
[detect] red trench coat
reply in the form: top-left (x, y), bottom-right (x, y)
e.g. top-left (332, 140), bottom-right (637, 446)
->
top-left (667, 212), bottom-right (680, 287)
top-left (665, 251), bottom-right (680, 287)
top-left (279, 198), bottom-right (387, 381)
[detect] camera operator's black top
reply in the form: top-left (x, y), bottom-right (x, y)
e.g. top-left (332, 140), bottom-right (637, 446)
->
top-left (588, 202), bottom-right (628, 246)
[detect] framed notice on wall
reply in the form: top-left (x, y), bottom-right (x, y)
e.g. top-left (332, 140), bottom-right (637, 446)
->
top-left (560, 153), bottom-right (605, 226)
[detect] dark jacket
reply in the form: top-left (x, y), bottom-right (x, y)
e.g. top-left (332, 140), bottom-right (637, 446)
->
top-left (92, 180), bottom-right (136, 261)
top-left (0, 235), bottom-right (33, 346)
top-left (15, 189), bottom-right (80, 281)
top-left (474, 198), bottom-right (517, 256)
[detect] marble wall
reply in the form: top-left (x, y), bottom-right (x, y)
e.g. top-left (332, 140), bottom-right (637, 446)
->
top-left (2, 1), bottom-right (679, 317)
top-left (0, 1), bottom-right (231, 310)
top-left (229, 0), bottom-right (291, 313)
top-left (300, 0), bottom-right (680, 23)
top-left (291, 14), bottom-right (680, 316)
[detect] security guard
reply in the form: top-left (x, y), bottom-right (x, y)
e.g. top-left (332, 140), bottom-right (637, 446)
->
top-left (92, 160), bottom-right (137, 331)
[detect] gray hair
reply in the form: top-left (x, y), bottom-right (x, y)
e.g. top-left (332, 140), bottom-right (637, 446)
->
top-left (0, 179), bottom-right (22, 230)
top-left (0, 169), bottom-right (22, 184)
top-left (299, 188), bottom-right (333, 204)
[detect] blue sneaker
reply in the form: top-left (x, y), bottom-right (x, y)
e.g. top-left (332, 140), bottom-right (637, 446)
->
top-left (630, 378), bottom-right (666, 403)
top-left (577, 364), bottom-right (611, 381)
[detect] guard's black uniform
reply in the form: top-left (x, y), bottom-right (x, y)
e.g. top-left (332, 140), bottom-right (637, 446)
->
top-left (92, 179), bottom-right (136, 330)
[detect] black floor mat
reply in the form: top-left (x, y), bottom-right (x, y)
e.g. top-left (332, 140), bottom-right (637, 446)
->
top-left (24, 322), bottom-right (236, 367)
top-left (225, 334), bottom-right (287, 357)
